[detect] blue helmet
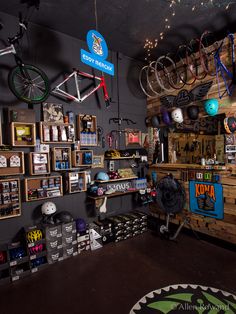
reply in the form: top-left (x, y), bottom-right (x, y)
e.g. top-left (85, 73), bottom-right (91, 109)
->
top-left (204, 99), bottom-right (218, 116)
top-left (96, 172), bottom-right (109, 181)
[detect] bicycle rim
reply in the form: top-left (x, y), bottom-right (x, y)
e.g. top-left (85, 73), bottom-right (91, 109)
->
top-left (164, 55), bottom-right (185, 90)
top-left (176, 45), bottom-right (196, 86)
top-left (139, 65), bottom-right (156, 98)
top-left (8, 64), bottom-right (50, 104)
top-left (154, 57), bottom-right (173, 92)
top-left (186, 43), bottom-right (207, 81)
top-left (146, 61), bottom-right (162, 95)
top-left (199, 31), bottom-right (218, 77)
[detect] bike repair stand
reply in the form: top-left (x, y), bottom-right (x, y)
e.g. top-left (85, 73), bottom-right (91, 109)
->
top-left (160, 214), bottom-right (191, 241)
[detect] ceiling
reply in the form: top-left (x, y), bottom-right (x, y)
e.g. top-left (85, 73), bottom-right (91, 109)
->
top-left (1, 0), bottom-right (236, 62)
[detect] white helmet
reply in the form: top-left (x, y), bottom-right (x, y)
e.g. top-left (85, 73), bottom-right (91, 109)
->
top-left (171, 108), bottom-right (183, 123)
top-left (41, 202), bottom-right (57, 215)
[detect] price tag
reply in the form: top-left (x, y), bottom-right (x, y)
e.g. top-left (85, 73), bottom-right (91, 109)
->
top-left (10, 261), bottom-right (17, 266)
top-left (12, 276), bottom-right (19, 281)
top-left (31, 268), bottom-right (38, 273)
top-left (28, 243), bottom-right (35, 248)
top-left (30, 255), bottom-right (36, 260)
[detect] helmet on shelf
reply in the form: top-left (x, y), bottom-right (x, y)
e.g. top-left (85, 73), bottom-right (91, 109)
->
top-left (105, 150), bottom-right (120, 158)
top-left (204, 98), bottom-right (218, 116)
top-left (76, 218), bottom-right (87, 233)
top-left (171, 108), bottom-right (183, 123)
top-left (96, 172), bottom-right (109, 181)
top-left (151, 115), bottom-right (160, 128)
top-left (162, 110), bottom-right (171, 125)
top-left (10, 247), bottom-right (25, 260)
top-left (0, 251), bottom-right (7, 264)
top-left (53, 211), bottom-right (74, 224)
top-left (27, 229), bottom-right (43, 243)
top-left (187, 105), bottom-right (199, 120)
top-left (41, 202), bottom-right (57, 216)
top-left (224, 117), bottom-right (236, 134)
top-left (29, 244), bottom-right (43, 255)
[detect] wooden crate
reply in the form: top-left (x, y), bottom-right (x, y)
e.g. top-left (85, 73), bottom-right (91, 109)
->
top-left (72, 150), bottom-right (93, 167)
top-left (0, 151), bottom-right (24, 176)
top-left (66, 172), bottom-right (87, 194)
top-left (0, 177), bottom-right (21, 220)
top-left (77, 114), bottom-right (97, 146)
top-left (28, 152), bottom-right (50, 176)
top-left (39, 122), bottom-right (75, 144)
top-left (11, 122), bottom-right (36, 147)
top-left (24, 175), bottom-right (63, 202)
top-left (51, 147), bottom-right (72, 171)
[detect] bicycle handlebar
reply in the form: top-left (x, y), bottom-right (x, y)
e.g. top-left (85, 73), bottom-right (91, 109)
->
top-left (8, 12), bottom-right (27, 45)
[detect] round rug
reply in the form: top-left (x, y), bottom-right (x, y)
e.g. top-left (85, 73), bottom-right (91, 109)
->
top-left (130, 284), bottom-right (236, 314)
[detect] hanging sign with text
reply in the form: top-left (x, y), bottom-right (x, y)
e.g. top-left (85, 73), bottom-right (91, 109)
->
top-left (81, 30), bottom-right (114, 76)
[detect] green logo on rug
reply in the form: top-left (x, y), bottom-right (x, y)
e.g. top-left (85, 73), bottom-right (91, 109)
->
top-left (130, 284), bottom-right (236, 314)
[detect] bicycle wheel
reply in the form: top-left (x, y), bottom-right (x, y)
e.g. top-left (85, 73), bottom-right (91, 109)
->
top-left (164, 54), bottom-right (185, 90)
top-left (8, 64), bottom-right (50, 104)
top-left (186, 39), bottom-right (207, 81)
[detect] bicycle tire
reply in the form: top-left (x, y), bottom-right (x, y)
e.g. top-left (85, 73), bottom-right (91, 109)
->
top-left (146, 61), bottom-right (162, 95)
top-left (199, 31), bottom-right (218, 77)
top-left (154, 56), bottom-right (173, 92)
top-left (139, 65), bottom-right (156, 98)
top-left (8, 64), bottom-right (50, 104)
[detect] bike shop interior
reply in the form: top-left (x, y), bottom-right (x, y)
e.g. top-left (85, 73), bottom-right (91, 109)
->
top-left (0, 1), bottom-right (236, 314)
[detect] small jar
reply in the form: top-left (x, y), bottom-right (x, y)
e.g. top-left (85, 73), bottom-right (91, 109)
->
top-left (201, 158), bottom-right (206, 166)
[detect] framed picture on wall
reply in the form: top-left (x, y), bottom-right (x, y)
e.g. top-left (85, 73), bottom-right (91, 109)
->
top-left (42, 103), bottom-right (64, 123)
top-left (92, 155), bottom-right (104, 168)
top-left (125, 129), bottom-right (142, 147)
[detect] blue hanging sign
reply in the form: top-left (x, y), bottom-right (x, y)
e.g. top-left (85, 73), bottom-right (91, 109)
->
top-left (189, 181), bottom-right (224, 219)
top-left (80, 30), bottom-right (114, 76)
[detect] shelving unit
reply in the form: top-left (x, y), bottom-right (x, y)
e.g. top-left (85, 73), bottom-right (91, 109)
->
top-left (11, 122), bottom-right (36, 147)
top-left (0, 151), bottom-right (24, 176)
top-left (72, 150), bottom-right (93, 167)
top-left (65, 172), bottom-right (87, 194)
top-left (0, 178), bottom-right (21, 220)
top-left (77, 114), bottom-right (97, 146)
top-left (39, 122), bottom-right (75, 144)
top-left (88, 190), bottom-right (138, 200)
top-left (24, 175), bottom-right (63, 202)
top-left (51, 147), bottom-right (72, 171)
top-left (95, 176), bottom-right (138, 183)
top-left (28, 152), bottom-right (50, 176)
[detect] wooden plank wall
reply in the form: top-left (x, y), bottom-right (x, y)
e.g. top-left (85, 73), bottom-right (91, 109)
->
top-left (146, 34), bottom-right (236, 244)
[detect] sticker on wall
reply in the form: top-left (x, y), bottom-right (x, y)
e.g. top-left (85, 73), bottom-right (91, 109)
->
top-left (189, 181), bottom-right (224, 219)
top-left (80, 30), bottom-right (114, 76)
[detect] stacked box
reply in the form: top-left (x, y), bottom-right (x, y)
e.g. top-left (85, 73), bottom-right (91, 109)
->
top-left (133, 211), bottom-right (148, 233)
top-left (77, 227), bottom-right (90, 253)
top-left (94, 220), bottom-right (114, 244)
top-left (107, 216), bottom-right (126, 242)
top-left (8, 242), bottom-right (30, 282)
top-left (62, 221), bottom-right (78, 259)
top-left (89, 223), bottom-right (103, 250)
top-left (45, 224), bottom-right (63, 264)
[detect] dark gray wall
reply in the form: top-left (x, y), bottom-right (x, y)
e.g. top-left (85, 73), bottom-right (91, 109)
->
top-left (0, 12), bottom-right (147, 244)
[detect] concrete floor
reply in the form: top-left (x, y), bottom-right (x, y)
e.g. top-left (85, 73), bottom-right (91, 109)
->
top-left (0, 231), bottom-right (235, 314)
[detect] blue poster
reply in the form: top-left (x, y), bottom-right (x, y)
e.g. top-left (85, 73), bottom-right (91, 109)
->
top-left (189, 181), bottom-right (224, 219)
top-left (81, 30), bottom-right (114, 76)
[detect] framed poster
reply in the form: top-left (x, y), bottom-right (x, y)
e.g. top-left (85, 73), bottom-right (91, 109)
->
top-left (125, 129), bottom-right (142, 147)
top-left (42, 103), bottom-right (64, 123)
top-left (189, 181), bottom-right (224, 219)
top-left (92, 155), bottom-right (104, 168)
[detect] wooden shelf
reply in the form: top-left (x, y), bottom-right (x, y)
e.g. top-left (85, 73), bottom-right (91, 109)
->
top-left (88, 190), bottom-right (138, 200)
top-left (24, 175), bottom-right (63, 202)
top-left (0, 177), bottom-right (21, 220)
top-left (77, 114), bottom-right (97, 147)
top-left (105, 156), bottom-right (135, 160)
top-left (65, 171), bottom-right (87, 194)
top-left (51, 147), bottom-right (72, 171)
top-left (72, 150), bottom-right (93, 167)
top-left (95, 176), bottom-right (138, 183)
top-left (0, 151), bottom-right (24, 176)
top-left (28, 152), bottom-right (50, 176)
top-left (11, 122), bottom-right (36, 147)
top-left (39, 122), bottom-right (75, 144)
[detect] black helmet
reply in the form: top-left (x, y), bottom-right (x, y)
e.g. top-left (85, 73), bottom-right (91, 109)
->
top-left (53, 211), bottom-right (74, 223)
top-left (151, 115), bottom-right (160, 128)
top-left (187, 105), bottom-right (199, 120)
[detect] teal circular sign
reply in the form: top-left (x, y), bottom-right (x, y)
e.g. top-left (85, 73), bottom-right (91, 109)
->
top-left (86, 30), bottom-right (108, 60)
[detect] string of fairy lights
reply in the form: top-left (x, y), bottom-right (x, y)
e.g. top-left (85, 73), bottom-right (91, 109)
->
top-left (143, 0), bottom-right (236, 62)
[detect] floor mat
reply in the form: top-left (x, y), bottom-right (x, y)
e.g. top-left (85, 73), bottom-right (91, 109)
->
top-left (130, 284), bottom-right (236, 313)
